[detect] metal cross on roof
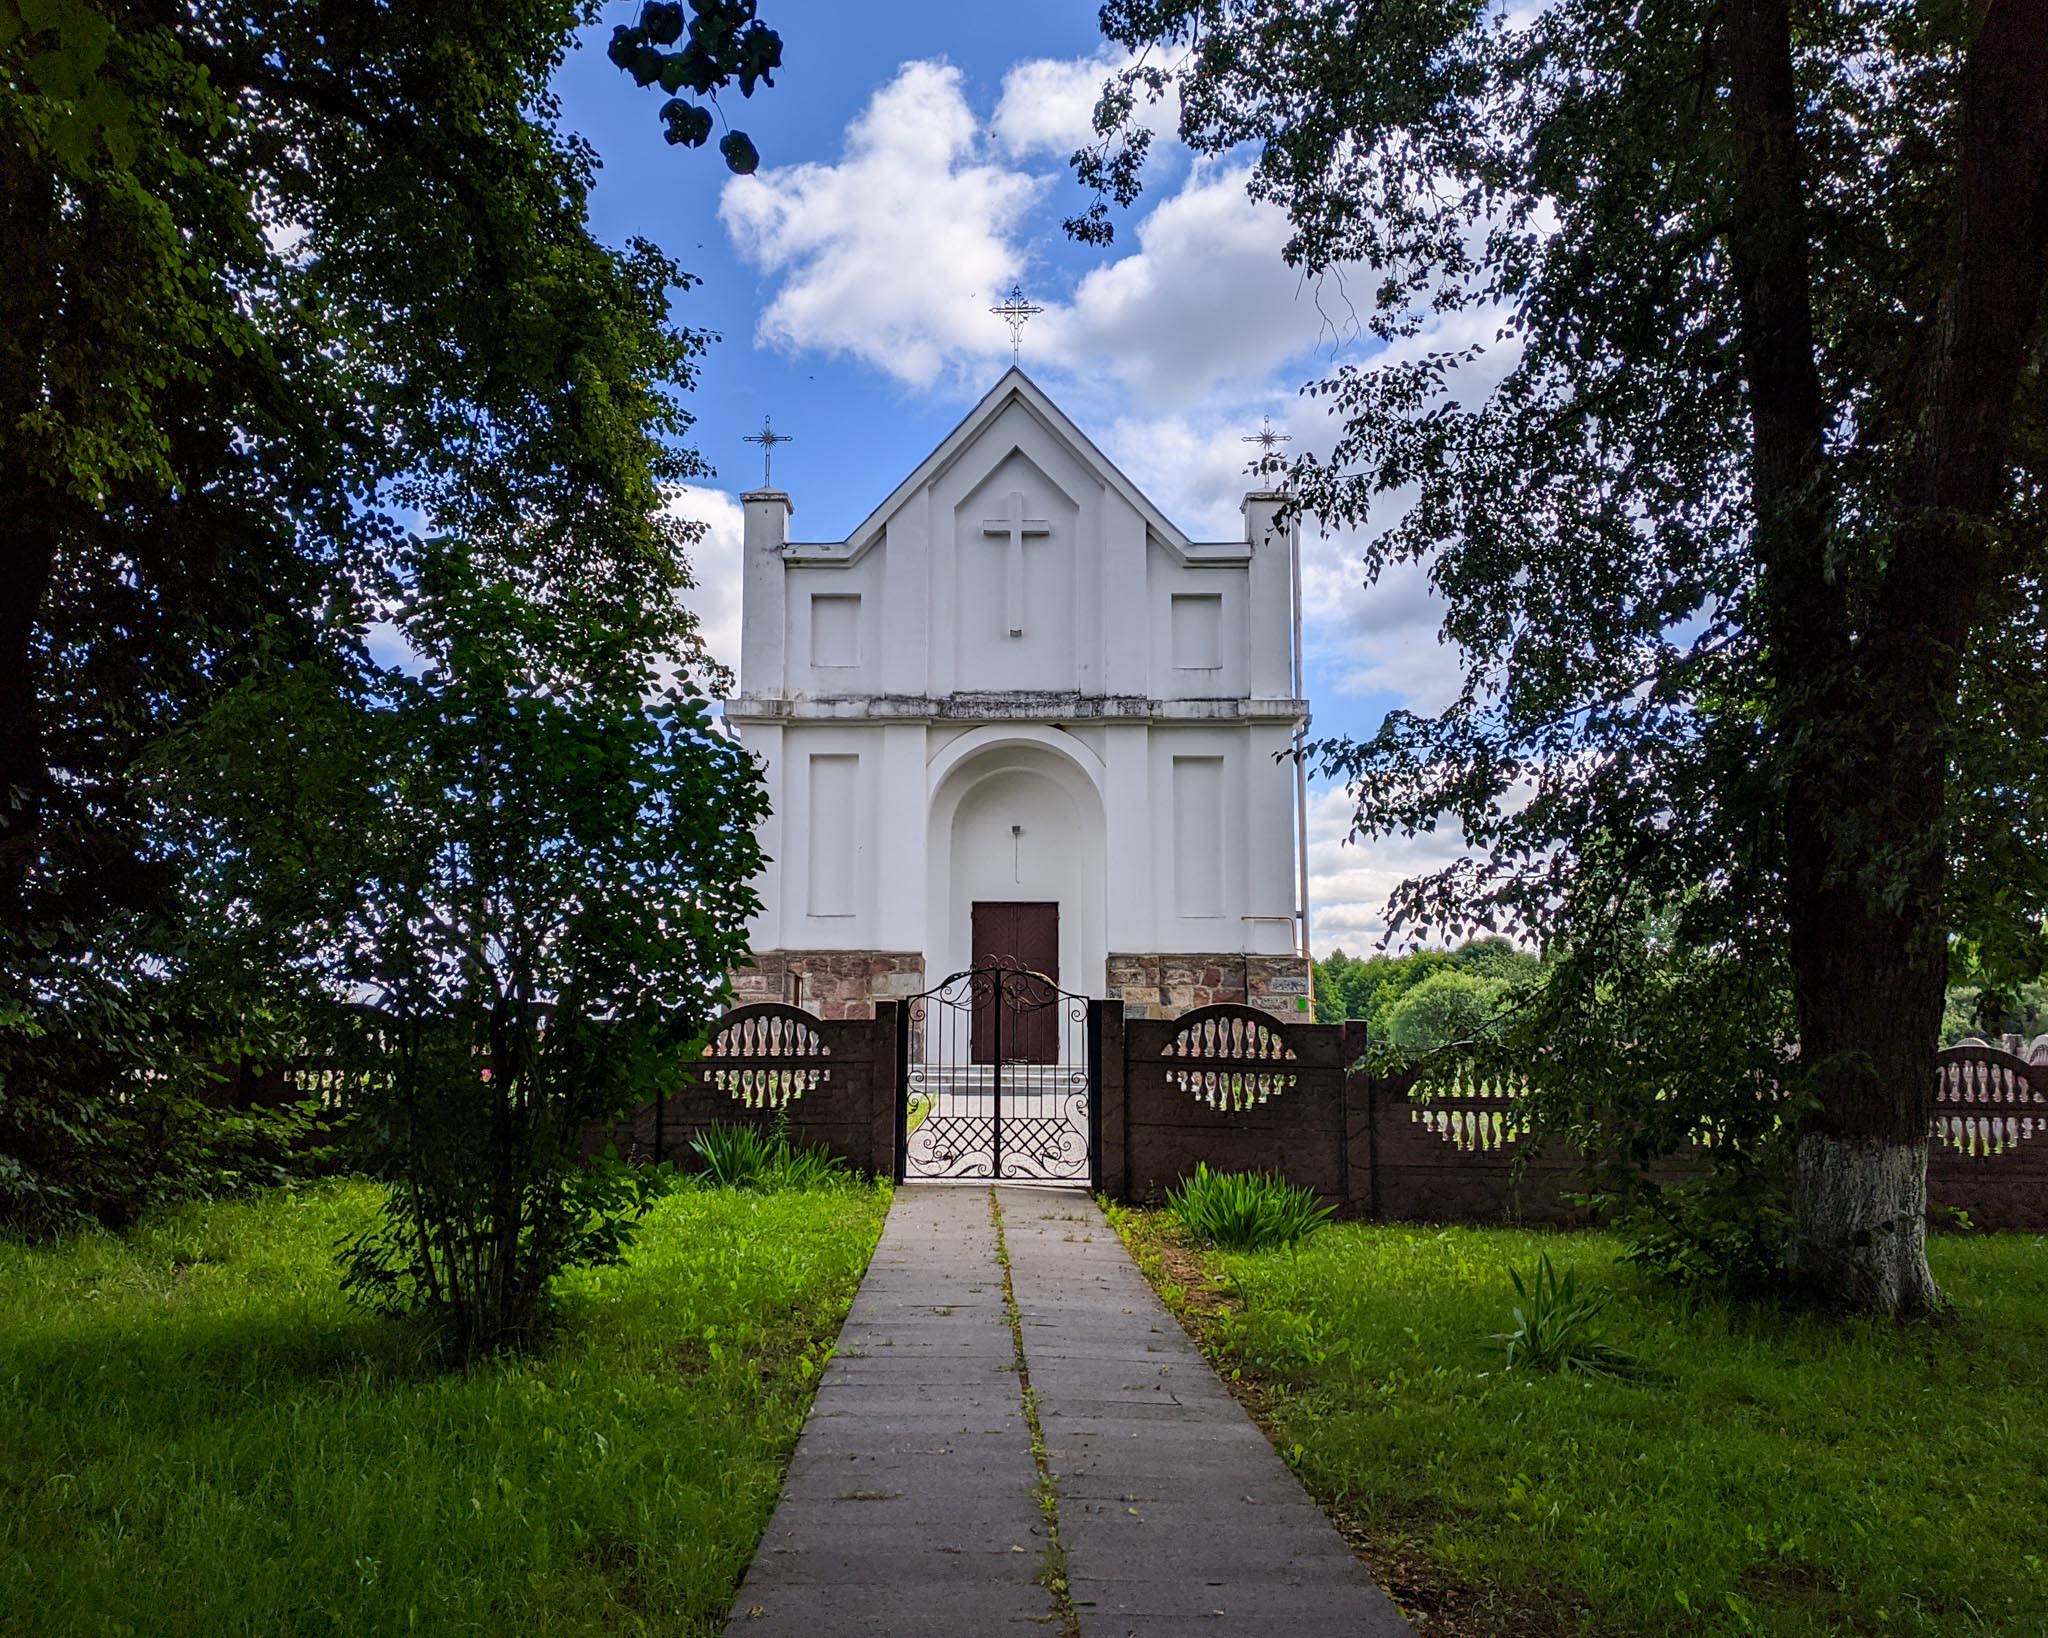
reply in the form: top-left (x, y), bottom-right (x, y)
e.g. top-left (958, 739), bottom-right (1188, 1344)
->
top-left (1243, 415), bottom-right (1293, 456)
top-left (743, 416), bottom-right (792, 488)
top-left (989, 283), bottom-right (1045, 365)
top-left (1242, 414), bottom-right (1294, 482)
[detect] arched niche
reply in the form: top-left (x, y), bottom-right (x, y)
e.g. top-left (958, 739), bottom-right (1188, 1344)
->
top-left (925, 733), bottom-right (1108, 997)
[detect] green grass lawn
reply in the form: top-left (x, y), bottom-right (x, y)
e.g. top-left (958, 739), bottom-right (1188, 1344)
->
top-left (1111, 1209), bottom-right (2048, 1638)
top-left (0, 1178), bottom-right (889, 1635)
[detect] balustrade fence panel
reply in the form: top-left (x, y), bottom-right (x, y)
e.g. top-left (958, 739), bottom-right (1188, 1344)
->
top-left (1113, 1007), bottom-right (2048, 1229)
top-left (592, 1002), bottom-right (897, 1179)
top-left (1928, 1043), bottom-right (2048, 1230)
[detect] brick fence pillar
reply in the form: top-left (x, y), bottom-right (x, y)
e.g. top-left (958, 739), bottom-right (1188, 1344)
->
top-left (1097, 999), bottom-right (1127, 1199)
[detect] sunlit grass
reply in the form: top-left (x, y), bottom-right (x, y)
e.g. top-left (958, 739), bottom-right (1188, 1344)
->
top-left (0, 1178), bottom-right (887, 1635)
top-left (1112, 1209), bottom-right (2048, 1636)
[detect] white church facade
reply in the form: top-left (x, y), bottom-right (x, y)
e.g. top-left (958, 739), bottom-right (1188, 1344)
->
top-left (725, 369), bottom-right (1313, 1022)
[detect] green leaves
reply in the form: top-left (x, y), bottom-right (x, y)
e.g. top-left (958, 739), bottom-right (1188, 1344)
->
top-left (1496, 1253), bottom-right (1649, 1381)
top-left (660, 97), bottom-right (714, 148)
top-left (610, 0), bottom-right (781, 172)
top-left (1166, 1163), bottom-right (1335, 1251)
top-left (719, 130), bottom-right (760, 174)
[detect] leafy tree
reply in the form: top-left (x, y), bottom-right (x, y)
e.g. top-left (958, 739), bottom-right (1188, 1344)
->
top-left (3, 0), bottom-right (777, 1231)
top-left (1450, 936), bottom-right (1542, 986)
top-left (1380, 969), bottom-right (1506, 1057)
top-left (1941, 982), bottom-right (2048, 1048)
top-left (1082, 0), bottom-right (2048, 1311)
top-left (162, 541), bottom-right (767, 1357)
top-left (1314, 940), bottom-right (1533, 1033)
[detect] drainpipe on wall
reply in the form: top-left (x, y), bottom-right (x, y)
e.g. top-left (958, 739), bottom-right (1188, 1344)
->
top-left (1290, 505), bottom-right (1312, 965)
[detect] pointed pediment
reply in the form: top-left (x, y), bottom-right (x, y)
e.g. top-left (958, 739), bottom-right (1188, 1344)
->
top-left (833, 368), bottom-right (1195, 564)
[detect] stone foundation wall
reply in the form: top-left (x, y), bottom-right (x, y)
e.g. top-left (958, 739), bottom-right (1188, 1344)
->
top-left (730, 951), bottom-right (925, 1020)
top-left (1106, 952), bottom-right (1314, 1021)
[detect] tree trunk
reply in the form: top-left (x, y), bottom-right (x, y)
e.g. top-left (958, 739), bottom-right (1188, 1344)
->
top-left (0, 493), bottom-right (59, 934)
top-left (1783, 840), bottom-right (1947, 1313)
top-left (1727, 0), bottom-right (2048, 1312)
top-left (1796, 0), bottom-right (2048, 1311)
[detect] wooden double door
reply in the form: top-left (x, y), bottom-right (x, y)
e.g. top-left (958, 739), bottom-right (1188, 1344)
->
top-left (969, 900), bottom-right (1059, 1065)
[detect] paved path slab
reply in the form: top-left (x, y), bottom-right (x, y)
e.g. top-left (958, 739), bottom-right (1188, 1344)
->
top-left (998, 1189), bottom-right (1411, 1638)
top-left (727, 1186), bottom-right (1410, 1637)
top-left (725, 1186), bottom-right (1053, 1636)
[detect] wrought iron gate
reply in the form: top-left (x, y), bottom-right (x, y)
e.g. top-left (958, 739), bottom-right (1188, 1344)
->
top-left (896, 960), bottom-right (1100, 1184)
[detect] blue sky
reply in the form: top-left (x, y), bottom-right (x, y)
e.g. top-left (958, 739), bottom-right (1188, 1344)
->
top-left (550, 3), bottom-right (1477, 953)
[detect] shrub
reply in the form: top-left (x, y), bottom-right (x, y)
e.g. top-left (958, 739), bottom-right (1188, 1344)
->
top-left (1604, 1165), bottom-right (1793, 1296)
top-left (1496, 1252), bottom-right (1647, 1380)
top-left (689, 1119), bottom-right (848, 1191)
top-left (1380, 968), bottom-right (1505, 1055)
top-left (1166, 1163), bottom-right (1334, 1250)
top-left (167, 543), bottom-right (769, 1361)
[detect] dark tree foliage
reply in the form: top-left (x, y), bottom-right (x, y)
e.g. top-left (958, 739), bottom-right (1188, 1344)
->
top-left (1, 0), bottom-right (775, 1234)
top-left (159, 543), bottom-right (767, 1358)
top-left (606, 0), bottom-right (782, 172)
top-left (1080, 0), bottom-right (2048, 1310)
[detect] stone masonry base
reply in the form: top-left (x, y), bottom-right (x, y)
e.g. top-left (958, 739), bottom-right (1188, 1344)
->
top-left (730, 951), bottom-right (925, 1020)
top-left (1107, 952), bottom-right (1314, 1021)
top-left (735, 950), bottom-right (1311, 1023)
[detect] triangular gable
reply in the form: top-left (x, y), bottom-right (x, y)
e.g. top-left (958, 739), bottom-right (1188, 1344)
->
top-left (832, 368), bottom-right (1198, 564)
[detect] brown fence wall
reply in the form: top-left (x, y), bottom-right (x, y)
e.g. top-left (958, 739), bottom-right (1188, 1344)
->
top-left (1925, 1044), bottom-right (2048, 1231)
top-left (1121, 1010), bottom-right (1356, 1207)
top-left (596, 1002), bottom-right (897, 1180)
top-left (1115, 1006), bottom-right (2048, 1231)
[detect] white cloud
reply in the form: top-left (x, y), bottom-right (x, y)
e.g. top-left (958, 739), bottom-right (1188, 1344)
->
top-left (719, 61), bottom-right (1038, 387)
top-left (722, 58), bottom-right (1349, 407)
top-left (990, 48), bottom-right (1179, 160)
top-left (1306, 783), bottom-right (1470, 957)
top-left (990, 50), bottom-right (1122, 159)
top-left (665, 485), bottom-right (745, 689)
top-left (1041, 165), bottom-right (1343, 406)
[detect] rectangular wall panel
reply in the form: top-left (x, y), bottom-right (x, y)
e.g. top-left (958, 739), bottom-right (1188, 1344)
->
top-left (807, 754), bottom-right (858, 916)
top-left (1172, 755), bottom-right (1225, 917)
top-left (1170, 593), bottom-right (1223, 670)
top-left (811, 594), bottom-right (861, 667)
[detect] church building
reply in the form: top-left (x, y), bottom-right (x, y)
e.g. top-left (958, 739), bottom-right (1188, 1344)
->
top-left (725, 369), bottom-right (1313, 1022)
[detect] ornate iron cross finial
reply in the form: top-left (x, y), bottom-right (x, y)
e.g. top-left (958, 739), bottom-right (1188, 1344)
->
top-left (1242, 414), bottom-right (1294, 484)
top-left (989, 282), bottom-right (1044, 365)
top-left (743, 416), bottom-right (791, 488)
top-left (1243, 414), bottom-right (1293, 458)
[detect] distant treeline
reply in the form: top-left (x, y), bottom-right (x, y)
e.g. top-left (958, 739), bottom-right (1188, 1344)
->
top-left (1318, 939), bottom-right (2045, 1054)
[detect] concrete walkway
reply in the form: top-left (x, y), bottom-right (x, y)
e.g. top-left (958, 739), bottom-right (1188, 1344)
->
top-left (727, 1186), bottom-right (1410, 1637)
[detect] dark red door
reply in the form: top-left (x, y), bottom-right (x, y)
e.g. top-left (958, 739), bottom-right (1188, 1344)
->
top-left (970, 901), bottom-right (1059, 1064)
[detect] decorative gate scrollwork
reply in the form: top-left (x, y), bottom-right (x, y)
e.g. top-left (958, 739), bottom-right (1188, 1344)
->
top-left (897, 960), bottom-right (1099, 1184)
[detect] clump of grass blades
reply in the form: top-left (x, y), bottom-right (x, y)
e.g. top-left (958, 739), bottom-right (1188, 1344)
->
top-left (1166, 1162), bottom-right (1334, 1250)
top-left (1497, 1251), bottom-right (1649, 1380)
top-left (689, 1119), bottom-right (849, 1191)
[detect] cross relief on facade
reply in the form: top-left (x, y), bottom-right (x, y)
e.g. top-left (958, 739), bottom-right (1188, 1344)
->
top-left (979, 490), bottom-right (1052, 636)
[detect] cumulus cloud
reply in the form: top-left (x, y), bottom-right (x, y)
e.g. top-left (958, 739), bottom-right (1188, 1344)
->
top-left (719, 61), bottom-right (1037, 387)
top-left (989, 47), bottom-right (1180, 160)
top-left (665, 485), bottom-right (745, 689)
top-left (1042, 166), bottom-right (1345, 406)
top-left (721, 58), bottom-right (1346, 406)
top-left (1306, 783), bottom-right (1471, 957)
